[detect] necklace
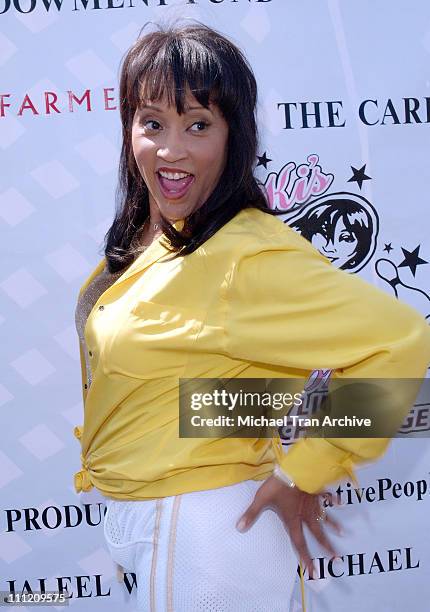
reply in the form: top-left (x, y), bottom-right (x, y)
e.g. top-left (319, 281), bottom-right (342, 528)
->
top-left (131, 218), bottom-right (161, 253)
top-left (144, 218), bottom-right (160, 232)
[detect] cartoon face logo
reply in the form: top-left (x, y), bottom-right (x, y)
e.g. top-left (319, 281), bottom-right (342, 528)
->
top-left (287, 192), bottom-right (379, 272)
top-left (310, 216), bottom-right (358, 266)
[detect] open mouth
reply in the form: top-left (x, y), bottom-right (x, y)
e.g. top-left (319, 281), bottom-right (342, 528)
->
top-left (156, 171), bottom-right (195, 200)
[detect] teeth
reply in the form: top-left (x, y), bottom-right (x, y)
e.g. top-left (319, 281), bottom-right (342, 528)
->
top-left (159, 170), bottom-right (191, 180)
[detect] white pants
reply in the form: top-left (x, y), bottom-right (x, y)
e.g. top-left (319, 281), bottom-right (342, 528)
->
top-left (103, 479), bottom-right (298, 612)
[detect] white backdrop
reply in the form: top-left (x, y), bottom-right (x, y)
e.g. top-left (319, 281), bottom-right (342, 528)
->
top-left (1, 1), bottom-right (430, 610)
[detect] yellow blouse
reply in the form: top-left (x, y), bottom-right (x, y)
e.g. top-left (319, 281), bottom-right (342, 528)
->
top-left (73, 208), bottom-right (430, 499)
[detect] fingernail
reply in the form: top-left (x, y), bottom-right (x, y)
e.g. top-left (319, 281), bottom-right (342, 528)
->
top-left (236, 518), bottom-right (247, 532)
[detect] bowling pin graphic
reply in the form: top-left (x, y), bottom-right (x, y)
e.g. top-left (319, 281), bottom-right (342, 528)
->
top-left (375, 258), bottom-right (430, 320)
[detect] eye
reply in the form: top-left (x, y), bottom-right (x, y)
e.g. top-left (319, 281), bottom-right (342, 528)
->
top-left (190, 121), bottom-right (210, 132)
top-left (339, 232), bottom-right (355, 243)
top-left (141, 119), bottom-right (161, 131)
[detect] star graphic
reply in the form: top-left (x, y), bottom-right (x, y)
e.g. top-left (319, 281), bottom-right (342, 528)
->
top-left (398, 245), bottom-right (428, 277)
top-left (347, 164), bottom-right (371, 189)
top-left (383, 243), bottom-right (393, 253)
top-left (256, 152), bottom-right (272, 169)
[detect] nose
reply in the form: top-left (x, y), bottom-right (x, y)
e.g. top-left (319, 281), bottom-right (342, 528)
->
top-left (156, 128), bottom-right (188, 162)
top-left (322, 239), bottom-right (336, 254)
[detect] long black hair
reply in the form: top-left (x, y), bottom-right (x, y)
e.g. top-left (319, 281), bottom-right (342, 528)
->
top-left (104, 19), bottom-right (284, 272)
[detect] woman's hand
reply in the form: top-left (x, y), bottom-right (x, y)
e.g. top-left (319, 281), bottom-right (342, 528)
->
top-left (236, 475), bottom-right (342, 577)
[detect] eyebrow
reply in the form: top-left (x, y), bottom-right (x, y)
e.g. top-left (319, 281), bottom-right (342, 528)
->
top-left (140, 103), bottom-right (213, 114)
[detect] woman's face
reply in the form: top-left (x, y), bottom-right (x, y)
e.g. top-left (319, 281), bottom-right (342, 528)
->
top-left (311, 218), bottom-right (358, 268)
top-left (131, 89), bottom-right (229, 222)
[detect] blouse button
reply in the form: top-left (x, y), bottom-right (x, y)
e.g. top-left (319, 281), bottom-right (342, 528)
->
top-left (84, 384), bottom-right (88, 389)
top-left (88, 350), bottom-right (93, 357)
top-left (98, 305), bottom-right (104, 311)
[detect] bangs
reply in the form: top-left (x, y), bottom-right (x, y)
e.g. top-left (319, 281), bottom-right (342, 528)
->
top-left (127, 34), bottom-right (230, 115)
top-left (315, 202), bottom-right (368, 239)
top-left (344, 210), bottom-right (368, 229)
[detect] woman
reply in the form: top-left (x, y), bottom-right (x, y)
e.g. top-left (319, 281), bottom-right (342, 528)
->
top-left (73, 21), bottom-right (430, 611)
top-left (288, 194), bottom-right (378, 272)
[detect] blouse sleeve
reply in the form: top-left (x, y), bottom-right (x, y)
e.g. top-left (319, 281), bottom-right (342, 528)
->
top-left (224, 226), bottom-right (430, 494)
